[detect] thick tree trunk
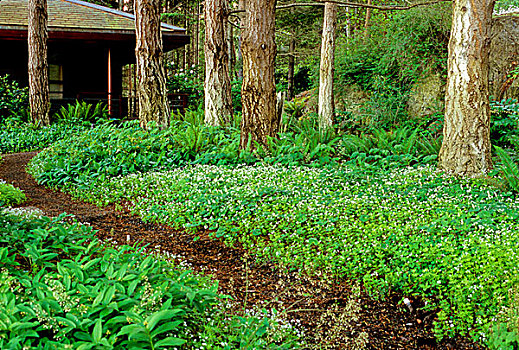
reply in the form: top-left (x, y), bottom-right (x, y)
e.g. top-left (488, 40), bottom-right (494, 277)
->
top-left (240, 0), bottom-right (277, 150)
top-left (318, 2), bottom-right (337, 132)
top-left (438, 0), bottom-right (495, 176)
top-left (28, 0), bottom-right (50, 126)
top-left (134, 0), bottom-right (170, 129)
top-left (204, 0), bottom-right (233, 126)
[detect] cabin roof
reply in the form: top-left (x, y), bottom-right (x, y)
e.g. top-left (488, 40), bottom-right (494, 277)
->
top-left (0, 0), bottom-right (185, 34)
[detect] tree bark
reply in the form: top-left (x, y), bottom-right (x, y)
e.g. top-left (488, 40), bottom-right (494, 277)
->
top-left (228, 19), bottom-right (236, 80)
top-left (318, 2), bottom-right (337, 132)
top-left (204, 0), bottom-right (233, 126)
top-left (28, 0), bottom-right (50, 126)
top-left (438, 0), bottom-right (495, 176)
top-left (134, 0), bottom-right (170, 129)
top-left (364, 0), bottom-right (372, 40)
top-left (287, 27), bottom-right (296, 100)
top-left (236, 0), bottom-right (247, 81)
top-left (240, 0), bottom-right (278, 150)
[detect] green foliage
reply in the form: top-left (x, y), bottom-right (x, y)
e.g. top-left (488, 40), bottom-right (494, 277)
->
top-left (0, 212), bottom-right (302, 349)
top-left (55, 100), bottom-right (109, 124)
top-left (166, 63), bottom-right (203, 107)
top-left (0, 75), bottom-right (29, 121)
top-left (0, 122), bottom-right (90, 154)
top-left (231, 79), bottom-right (243, 112)
top-left (338, 126), bottom-right (441, 168)
top-left (334, 4), bottom-right (450, 127)
top-left (27, 118), bottom-right (440, 189)
top-left (488, 288), bottom-right (519, 349)
top-left (494, 135), bottom-right (519, 193)
top-left (491, 98), bottom-right (519, 146)
top-left (63, 163), bottom-right (519, 344)
top-left (0, 181), bottom-right (27, 206)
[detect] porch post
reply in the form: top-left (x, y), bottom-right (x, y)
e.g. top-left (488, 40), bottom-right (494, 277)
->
top-left (108, 48), bottom-right (112, 116)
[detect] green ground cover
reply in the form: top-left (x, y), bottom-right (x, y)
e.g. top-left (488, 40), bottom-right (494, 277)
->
top-left (0, 122), bottom-right (90, 154)
top-left (0, 180), bottom-right (26, 206)
top-left (34, 162), bottom-right (519, 344)
top-left (0, 210), bottom-right (302, 349)
top-left (23, 115), bottom-right (519, 347)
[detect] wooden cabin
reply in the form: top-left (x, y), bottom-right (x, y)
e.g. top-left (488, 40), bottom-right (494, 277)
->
top-left (0, 0), bottom-right (189, 117)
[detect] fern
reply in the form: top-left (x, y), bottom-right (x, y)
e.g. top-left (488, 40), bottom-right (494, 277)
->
top-left (495, 145), bottom-right (519, 191)
top-left (418, 134), bottom-right (442, 156)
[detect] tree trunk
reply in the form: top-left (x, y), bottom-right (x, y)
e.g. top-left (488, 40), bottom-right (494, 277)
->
top-left (28, 0), bottom-right (50, 126)
top-left (287, 27), bottom-right (296, 100)
top-left (438, 0), bottom-right (495, 176)
top-left (318, 2), bottom-right (337, 132)
top-left (236, 0), bottom-right (246, 81)
top-left (204, 0), bottom-right (233, 126)
top-left (240, 0), bottom-right (277, 150)
top-left (364, 0), bottom-right (372, 40)
top-left (134, 0), bottom-right (170, 129)
top-left (228, 19), bottom-right (236, 80)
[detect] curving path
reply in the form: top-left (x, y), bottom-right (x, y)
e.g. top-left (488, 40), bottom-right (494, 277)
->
top-left (0, 152), bottom-right (481, 349)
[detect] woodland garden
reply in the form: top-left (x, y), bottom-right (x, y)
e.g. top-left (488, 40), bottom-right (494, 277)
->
top-left (2, 0), bottom-right (519, 348)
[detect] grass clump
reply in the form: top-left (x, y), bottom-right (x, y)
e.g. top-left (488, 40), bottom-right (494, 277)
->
top-left (0, 211), bottom-right (303, 349)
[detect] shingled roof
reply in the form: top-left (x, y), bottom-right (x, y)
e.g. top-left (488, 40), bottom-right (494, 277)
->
top-left (0, 0), bottom-right (185, 34)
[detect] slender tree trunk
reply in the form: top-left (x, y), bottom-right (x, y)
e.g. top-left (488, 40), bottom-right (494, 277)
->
top-left (438, 0), bottom-right (495, 176)
top-left (236, 0), bottom-right (246, 81)
top-left (364, 0), bottom-right (372, 40)
top-left (318, 2), bottom-right (337, 132)
top-left (240, 0), bottom-right (277, 150)
top-left (228, 20), bottom-right (236, 80)
top-left (134, 0), bottom-right (170, 129)
top-left (28, 0), bottom-right (50, 126)
top-left (287, 27), bottom-right (296, 100)
top-left (346, 6), bottom-right (351, 38)
top-left (204, 0), bottom-right (233, 126)
top-left (195, 0), bottom-right (200, 68)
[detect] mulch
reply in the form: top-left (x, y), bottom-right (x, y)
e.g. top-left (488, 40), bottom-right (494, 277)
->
top-left (0, 152), bottom-right (484, 349)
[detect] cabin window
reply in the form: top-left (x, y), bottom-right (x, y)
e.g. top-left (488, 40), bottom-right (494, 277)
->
top-left (49, 64), bottom-right (63, 99)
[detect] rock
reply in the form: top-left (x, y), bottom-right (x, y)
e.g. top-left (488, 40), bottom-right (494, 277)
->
top-left (406, 73), bottom-right (445, 119)
top-left (334, 84), bottom-right (370, 116)
top-left (490, 14), bottom-right (519, 101)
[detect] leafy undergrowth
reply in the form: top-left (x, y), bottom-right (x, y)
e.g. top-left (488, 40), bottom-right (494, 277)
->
top-left (25, 121), bottom-right (519, 347)
top-left (0, 122), bottom-right (90, 154)
top-left (33, 162), bottom-right (519, 346)
top-left (0, 179), bottom-right (26, 206)
top-left (26, 120), bottom-right (440, 189)
top-left (0, 211), bottom-right (303, 349)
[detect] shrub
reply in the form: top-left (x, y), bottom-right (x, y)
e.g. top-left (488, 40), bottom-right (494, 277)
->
top-left (0, 180), bottom-right (26, 206)
top-left (334, 4), bottom-right (451, 127)
top-left (0, 75), bottom-right (29, 121)
top-left (166, 63), bottom-right (203, 107)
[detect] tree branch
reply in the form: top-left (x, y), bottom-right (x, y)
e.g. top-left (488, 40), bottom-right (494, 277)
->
top-left (276, 0), bottom-right (451, 11)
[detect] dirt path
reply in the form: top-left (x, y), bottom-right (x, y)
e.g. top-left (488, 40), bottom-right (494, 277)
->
top-left (0, 152), bottom-right (481, 349)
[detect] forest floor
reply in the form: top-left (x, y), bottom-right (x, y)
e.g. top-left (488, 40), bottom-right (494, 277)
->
top-left (0, 152), bottom-right (484, 349)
